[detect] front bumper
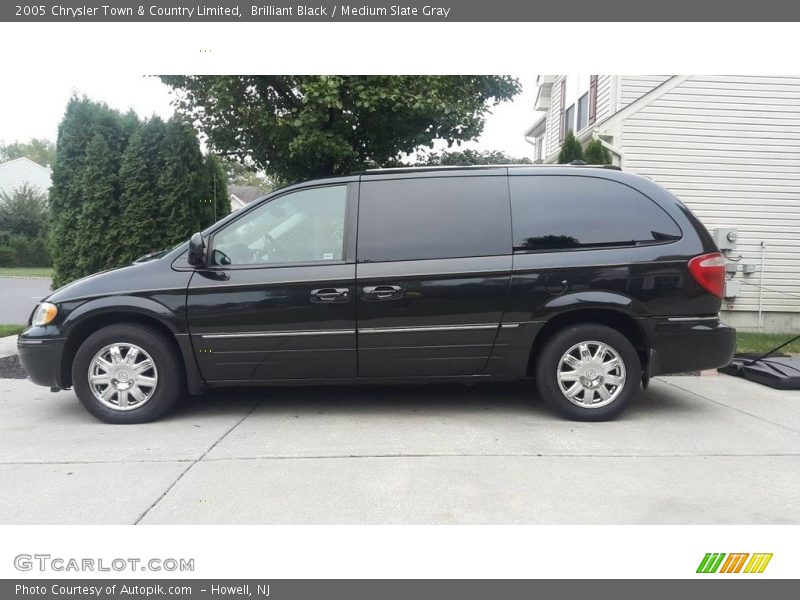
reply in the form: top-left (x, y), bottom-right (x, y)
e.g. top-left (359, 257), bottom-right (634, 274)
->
top-left (17, 333), bottom-right (67, 389)
top-left (644, 316), bottom-right (735, 376)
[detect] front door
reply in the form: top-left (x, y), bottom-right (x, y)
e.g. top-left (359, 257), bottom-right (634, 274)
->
top-left (187, 182), bottom-right (358, 382)
top-left (355, 173), bottom-right (513, 378)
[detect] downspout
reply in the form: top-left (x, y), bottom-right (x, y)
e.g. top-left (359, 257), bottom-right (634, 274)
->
top-left (758, 241), bottom-right (766, 332)
top-left (592, 129), bottom-right (625, 167)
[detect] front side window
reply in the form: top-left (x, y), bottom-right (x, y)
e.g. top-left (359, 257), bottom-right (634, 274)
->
top-left (357, 176), bottom-right (510, 262)
top-left (510, 175), bottom-right (682, 252)
top-left (210, 185), bottom-right (347, 266)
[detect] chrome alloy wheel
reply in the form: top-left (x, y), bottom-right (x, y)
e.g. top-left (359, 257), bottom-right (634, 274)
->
top-left (87, 343), bottom-right (158, 411)
top-left (556, 341), bottom-right (626, 408)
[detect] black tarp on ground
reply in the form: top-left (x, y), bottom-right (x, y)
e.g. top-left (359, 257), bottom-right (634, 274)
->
top-left (719, 356), bottom-right (800, 390)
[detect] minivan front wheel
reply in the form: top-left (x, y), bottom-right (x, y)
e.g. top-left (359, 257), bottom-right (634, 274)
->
top-left (535, 324), bottom-right (641, 421)
top-left (72, 323), bottom-right (183, 424)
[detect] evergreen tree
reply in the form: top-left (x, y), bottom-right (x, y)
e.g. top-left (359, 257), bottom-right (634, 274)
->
top-left (158, 119), bottom-right (207, 247)
top-left (557, 131), bottom-right (584, 164)
top-left (584, 139), bottom-right (612, 165)
top-left (49, 97), bottom-right (137, 287)
top-left (50, 99), bottom-right (216, 286)
top-left (75, 134), bottom-right (120, 274)
top-left (118, 117), bottom-right (169, 263)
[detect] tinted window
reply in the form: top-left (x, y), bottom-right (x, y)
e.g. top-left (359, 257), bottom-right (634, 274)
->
top-left (358, 176), bottom-right (510, 262)
top-left (211, 185), bottom-right (347, 266)
top-left (510, 175), bottom-right (681, 252)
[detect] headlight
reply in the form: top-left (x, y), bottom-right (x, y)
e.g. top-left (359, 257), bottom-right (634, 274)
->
top-left (32, 302), bottom-right (58, 326)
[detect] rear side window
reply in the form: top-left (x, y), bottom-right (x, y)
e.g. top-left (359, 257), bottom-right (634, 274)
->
top-left (510, 175), bottom-right (681, 252)
top-left (357, 176), bottom-right (511, 262)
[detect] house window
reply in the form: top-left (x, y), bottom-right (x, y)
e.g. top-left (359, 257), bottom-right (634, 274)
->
top-left (576, 93), bottom-right (589, 131)
top-left (588, 75), bottom-right (598, 124)
top-left (564, 104), bottom-right (575, 135)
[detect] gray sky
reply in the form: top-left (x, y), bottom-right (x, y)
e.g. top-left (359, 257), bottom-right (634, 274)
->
top-left (0, 74), bottom-right (539, 160)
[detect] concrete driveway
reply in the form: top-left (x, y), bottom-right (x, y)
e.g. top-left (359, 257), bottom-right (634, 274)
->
top-left (0, 375), bottom-right (798, 525)
top-left (0, 276), bottom-right (51, 324)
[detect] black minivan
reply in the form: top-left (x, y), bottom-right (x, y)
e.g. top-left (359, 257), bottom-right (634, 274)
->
top-left (18, 165), bottom-right (735, 423)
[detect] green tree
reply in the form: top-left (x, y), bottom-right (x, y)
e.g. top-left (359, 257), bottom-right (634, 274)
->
top-left (51, 98), bottom-right (230, 286)
top-left (0, 183), bottom-right (51, 267)
top-left (75, 134), bottom-right (121, 274)
top-left (0, 183), bottom-right (48, 237)
top-left (584, 139), bottom-right (612, 165)
top-left (157, 118), bottom-right (207, 245)
top-left (557, 131), bottom-right (584, 164)
top-left (420, 149), bottom-right (532, 166)
top-left (204, 154), bottom-right (230, 226)
top-left (118, 117), bottom-right (169, 263)
top-left (0, 138), bottom-right (57, 167)
top-left (222, 157), bottom-right (273, 190)
top-left (159, 75), bottom-right (521, 185)
top-left (49, 97), bottom-right (138, 287)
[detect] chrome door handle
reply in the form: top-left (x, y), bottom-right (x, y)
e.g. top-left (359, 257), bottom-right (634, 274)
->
top-left (362, 285), bottom-right (404, 301)
top-left (310, 288), bottom-right (350, 303)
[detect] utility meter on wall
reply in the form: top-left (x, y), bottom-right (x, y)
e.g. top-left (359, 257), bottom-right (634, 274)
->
top-left (711, 228), bottom-right (738, 251)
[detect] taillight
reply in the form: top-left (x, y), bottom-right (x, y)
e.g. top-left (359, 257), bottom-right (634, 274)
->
top-left (688, 252), bottom-right (726, 298)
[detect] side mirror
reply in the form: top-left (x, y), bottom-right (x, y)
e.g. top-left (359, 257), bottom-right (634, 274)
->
top-left (187, 232), bottom-right (206, 267)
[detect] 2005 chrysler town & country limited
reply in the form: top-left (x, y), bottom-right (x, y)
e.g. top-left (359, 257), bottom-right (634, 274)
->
top-left (18, 165), bottom-right (735, 423)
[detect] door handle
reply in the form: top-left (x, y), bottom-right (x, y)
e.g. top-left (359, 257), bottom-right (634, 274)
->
top-left (310, 288), bottom-right (350, 303)
top-left (362, 285), bottom-right (404, 301)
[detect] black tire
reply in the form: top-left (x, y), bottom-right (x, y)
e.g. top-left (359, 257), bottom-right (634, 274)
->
top-left (71, 323), bottom-right (184, 424)
top-left (534, 323), bottom-right (641, 421)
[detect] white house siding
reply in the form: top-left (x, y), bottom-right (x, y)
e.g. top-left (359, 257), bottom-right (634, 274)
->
top-left (0, 157), bottom-right (52, 196)
top-left (543, 75), bottom-right (615, 161)
top-left (619, 75), bottom-right (671, 108)
top-left (619, 75), bottom-right (800, 330)
top-left (543, 75), bottom-right (566, 160)
top-left (595, 75), bottom-right (614, 123)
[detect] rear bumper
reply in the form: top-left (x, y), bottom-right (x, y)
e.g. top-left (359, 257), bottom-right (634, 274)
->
top-left (643, 316), bottom-right (735, 376)
top-left (17, 333), bottom-right (67, 389)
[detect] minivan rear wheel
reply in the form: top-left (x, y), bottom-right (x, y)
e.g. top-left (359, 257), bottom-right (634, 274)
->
top-left (535, 323), bottom-right (641, 421)
top-left (71, 323), bottom-right (183, 424)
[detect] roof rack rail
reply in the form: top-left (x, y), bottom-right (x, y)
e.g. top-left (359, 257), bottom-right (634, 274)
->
top-left (353, 163), bottom-right (623, 175)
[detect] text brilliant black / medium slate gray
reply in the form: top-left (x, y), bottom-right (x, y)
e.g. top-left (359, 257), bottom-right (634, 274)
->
top-left (18, 165), bottom-right (735, 423)
top-left (4, 1), bottom-right (800, 22)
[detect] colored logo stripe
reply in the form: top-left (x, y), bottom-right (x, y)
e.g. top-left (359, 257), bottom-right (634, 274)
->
top-left (697, 553), bottom-right (726, 573)
top-left (744, 553), bottom-right (773, 574)
top-left (719, 553), bottom-right (749, 573)
top-left (697, 553), bottom-right (772, 574)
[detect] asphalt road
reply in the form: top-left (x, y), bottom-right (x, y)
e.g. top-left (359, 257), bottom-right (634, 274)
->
top-left (0, 374), bottom-right (798, 525)
top-left (0, 277), bottom-right (51, 324)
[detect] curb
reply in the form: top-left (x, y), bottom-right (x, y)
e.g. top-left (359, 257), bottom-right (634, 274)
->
top-left (0, 335), bottom-right (19, 359)
top-left (0, 276), bottom-right (51, 281)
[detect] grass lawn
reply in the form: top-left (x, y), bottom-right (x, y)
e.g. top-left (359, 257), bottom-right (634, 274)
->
top-left (0, 267), bottom-right (52, 278)
top-left (736, 332), bottom-right (800, 355)
top-left (0, 324), bottom-right (26, 337)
